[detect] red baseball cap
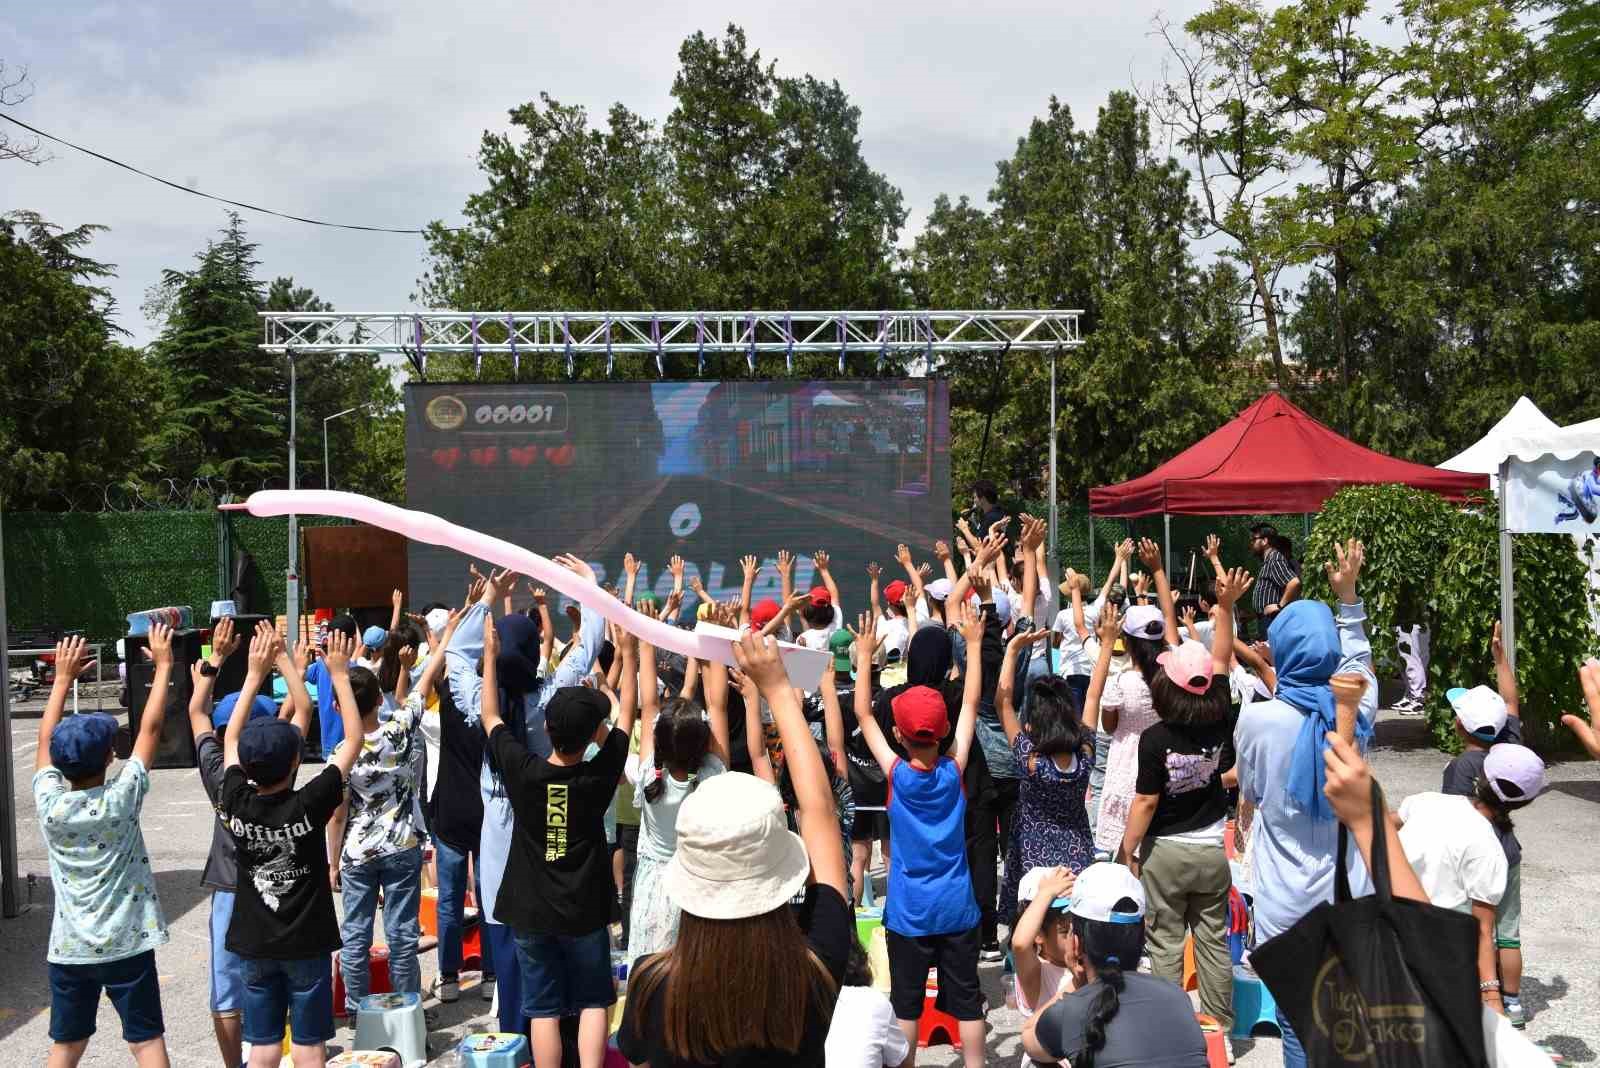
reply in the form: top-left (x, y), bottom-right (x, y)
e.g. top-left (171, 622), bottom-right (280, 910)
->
top-left (883, 579), bottom-right (908, 604)
top-left (891, 685), bottom-right (949, 742)
top-left (750, 599), bottom-right (781, 629)
top-left (808, 586), bottom-right (832, 607)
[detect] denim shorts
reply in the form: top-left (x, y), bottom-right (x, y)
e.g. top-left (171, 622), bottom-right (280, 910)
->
top-left (512, 927), bottom-right (615, 1019)
top-left (49, 949), bottom-right (165, 1044)
top-left (241, 955), bottom-right (334, 1047)
top-left (209, 890), bottom-right (245, 1014)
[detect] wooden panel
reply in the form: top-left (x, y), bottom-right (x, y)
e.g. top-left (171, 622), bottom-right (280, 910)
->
top-left (303, 525), bottom-right (408, 610)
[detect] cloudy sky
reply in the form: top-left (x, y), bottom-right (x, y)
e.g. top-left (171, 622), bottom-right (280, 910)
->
top-left (7, 0), bottom-right (1211, 347)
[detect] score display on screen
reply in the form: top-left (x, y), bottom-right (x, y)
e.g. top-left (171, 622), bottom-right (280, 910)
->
top-left (405, 379), bottom-right (952, 613)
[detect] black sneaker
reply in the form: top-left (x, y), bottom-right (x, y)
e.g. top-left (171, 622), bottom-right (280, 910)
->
top-left (980, 940), bottom-right (1004, 963)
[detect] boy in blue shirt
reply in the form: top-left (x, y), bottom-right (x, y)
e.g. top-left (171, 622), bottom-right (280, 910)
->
top-left (33, 626), bottom-right (175, 1068)
top-left (853, 601), bottom-right (987, 1068)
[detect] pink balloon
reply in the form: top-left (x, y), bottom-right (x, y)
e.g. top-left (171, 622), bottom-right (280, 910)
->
top-left (244, 490), bottom-right (829, 683)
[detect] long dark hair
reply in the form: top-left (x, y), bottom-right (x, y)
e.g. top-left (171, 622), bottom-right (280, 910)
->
top-left (644, 697), bottom-right (712, 804)
top-left (1025, 676), bottom-right (1085, 760)
top-left (1473, 778), bottom-right (1519, 836)
top-left (1125, 633), bottom-right (1164, 685)
top-left (1149, 672), bottom-right (1228, 726)
top-left (377, 620), bottom-right (424, 695)
top-left (1069, 912), bottom-right (1148, 1068)
top-left (629, 904), bottom-right (837, 1060)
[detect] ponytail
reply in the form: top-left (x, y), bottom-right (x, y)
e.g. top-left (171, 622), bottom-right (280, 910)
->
top-left (644, 751), bottom-right (668, 804)
top-left (1068, 909), bottom-right (1146, 1068)
top-left (644, 697), bottom-right (711, 805)
top-left (1077, 960), bottom-right (1126, 1068)
top-left (1473, 778), bottom-right (1516, 836)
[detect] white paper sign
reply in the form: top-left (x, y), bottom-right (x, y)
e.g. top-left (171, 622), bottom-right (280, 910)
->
top-left (1505, 452), bottom-right (1600, 533)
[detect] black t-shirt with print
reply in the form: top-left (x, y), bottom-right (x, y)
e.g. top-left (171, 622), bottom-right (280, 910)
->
top-left (1135, 675), bottom-right (1235, 838)
top-left (220, 764), bottom-right (345, 959)
top-left (489, 723), bottom-right (628, 935)
top-left (617, 884), bottom-right (851, 1068)
top-left (430, 679), bottom-right (486, 855)
top-left (196, 733), bottom-right (238, 892)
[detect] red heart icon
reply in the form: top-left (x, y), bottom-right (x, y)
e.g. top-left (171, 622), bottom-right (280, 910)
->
top-left (469, 446), bottom-right (499, 467)
top-left (509, 445), bottom-right (538, 467)
top-left (432, 447), bottom-right (461, 470)
top-left (543, 446), bottom-right (562, 464)
top-left (554, 444), bottom-right (575, 467)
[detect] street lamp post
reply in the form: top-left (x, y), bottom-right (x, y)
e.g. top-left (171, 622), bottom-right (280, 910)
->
top-left (322, 405), bottom-right (367, 491)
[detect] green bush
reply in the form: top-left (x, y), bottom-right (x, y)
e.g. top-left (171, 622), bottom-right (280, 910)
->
top-left (1428, 513), bottom-right (1598, 751)
top-left (1301, 485), bottom-right (1463, 671)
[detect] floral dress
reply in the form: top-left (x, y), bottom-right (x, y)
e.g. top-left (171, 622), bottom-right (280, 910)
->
top-left (1092, 669), bottom-right (1161, 855)
top-left (625, 754), bottom-right (725, 968)
top-left (1001, 732), bottom-right (1096, 922)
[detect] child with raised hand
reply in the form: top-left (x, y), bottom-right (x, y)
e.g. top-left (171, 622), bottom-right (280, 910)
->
top-left (626, 619), bottom-right (728, 968)
top-left (221, 625), bottom-right (366, 1068)
top-left (1011, 866), bottom-right (1079, 1018)
top-left (326, 612), bottom-right (462, 1017)
top-left (1440, 620), bottom-right (1534, 1026)
top-left (996, 628), bottom-right (1095, 924)
top-left (478, 607), bottom-right (628, 1068)
top-left (852, 602), bottom-right (989, 1068)
top-left (186, 616), bottom-right (313, 1067)
top-left (1564, 660), bottom-right (1600, 759)
top-left (34, 626), bottom-right (173, 1068)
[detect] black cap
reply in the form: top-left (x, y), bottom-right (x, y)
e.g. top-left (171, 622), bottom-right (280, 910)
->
top-left (238, 719), bottom-right (303, 783)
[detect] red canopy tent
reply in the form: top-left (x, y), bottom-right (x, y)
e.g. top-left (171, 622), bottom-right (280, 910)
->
top-left (1089, 391), bottom-right (1489, 517)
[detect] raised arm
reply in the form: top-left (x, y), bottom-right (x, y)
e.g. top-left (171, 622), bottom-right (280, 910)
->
top-left (848, 613), bottom-right (898, 774)
top-left (952, 601), bottom-right (986, 771)
top-left (1491, 621), bottom-right (1519, 721)
top-left (1561, 661), bottom-right (1600, 760)
top-left (613, 629), bottom-right (639, 741)
top-left (1082, 604), bottom-right (1122, 734)
top-left (688, 573), bottom-right (715, 607)
top-left (636, 620), bottom-right (660, 772)
top-left (760, 592), bottom-right (808, 639)
top-left (1019, 514), bottom-right (1045, 626)
top-left (1234, 638), bottom-right (1277, 695)
top-left (416, 609), bottom-right (464, 706)
top-left (740, 670), bottom-right (774, 781)
top-left (734, 633), bottom-right (847, 899)
top-left (812, 550), bottom-right (840, 613)
top-left (776, 549), bottom-right (796, 614)
top-left (997, 629), bottom-right (1047, 745)
top-left (1322, 734), bottom-right (1429, 903)
top-left (935, 539), bottom-right (959, 587)
top-left (279, 637), bottom-right (315, 735)
top-left (545, 556), bottom-right (605, 689)
top-left (188, 617), bottom-right (238, 742)
top-left (668, 555), bottom-right (686, 602)
top-left (895, 543), bottom-right (925, 605)
top-left (35, 635), bottom-right (97, 774)
top-left (389, 587), bottom-right (404, 633)
top-left (323, 631), bottom-right (369, 778)
top-left (817, 667), bottom-right (846, 777)
top-left (478, 616), bottom-right (506, 739)
top-left (1325, 539), bottom-right (1379, 724)
top-left (702, 644), bottom-right (731, 767)
top-left (529, 585), bottom-right (555, 669)
top-left (738, 554), bottom-right (758, 630)
top-left (221, 623), bottom-right (279, 770)
top-left (1138, 538), bottom-right (1181, 648)
top-left (1210, 567), bottom-right (1251, 676)
top-left (866, 561), bottom-right (882, 621)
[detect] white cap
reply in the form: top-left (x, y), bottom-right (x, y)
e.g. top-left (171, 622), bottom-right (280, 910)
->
top-left (926, 578), bottom-right (953, 601)
top-left (1121, 604), bottom-right (1165, 640)
top-left (424, 608), bottom-right (451, 638)
top-left (1447, 685), bottom-right (1507, 741)
top-left (1018, 866), bottom-right (1073, 910)
top-left (1483, 743), bottom-right (1546, 805)
top-left (1067, 862), bottom-right (1146, 925)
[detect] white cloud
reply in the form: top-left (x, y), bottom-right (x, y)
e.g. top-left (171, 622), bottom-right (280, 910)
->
top-left (6, 0), bottom-right (1212, 346)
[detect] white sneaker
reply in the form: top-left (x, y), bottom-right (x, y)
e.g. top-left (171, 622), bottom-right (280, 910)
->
top-left (439, 977), bottom-right (459, 1003)
top-left (1224, 1034), bottom-right (1236, 1064)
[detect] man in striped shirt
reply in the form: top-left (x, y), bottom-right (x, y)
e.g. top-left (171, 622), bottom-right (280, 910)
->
top-left (1249, 524), bottom-right (1300, 639)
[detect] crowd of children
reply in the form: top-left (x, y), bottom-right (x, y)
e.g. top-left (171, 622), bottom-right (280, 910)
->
top-left (28, 486), bottom-right (1600, 1068)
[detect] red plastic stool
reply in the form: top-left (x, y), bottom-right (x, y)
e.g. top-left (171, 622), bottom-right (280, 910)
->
top-left (917, 969), bottom-right (963, 1049)
top-left (332, 944), bottom-right (393, 1019)
top-left (1196, 1014), bottom-right (1229, 1068)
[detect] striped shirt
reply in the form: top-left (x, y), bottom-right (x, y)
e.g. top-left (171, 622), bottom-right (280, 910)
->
top-left (1254, 549), bottom-right (1297, 614)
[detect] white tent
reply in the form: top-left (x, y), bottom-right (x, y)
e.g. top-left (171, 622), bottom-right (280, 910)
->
top-left (1439, 396), bottom-right (1560, 479)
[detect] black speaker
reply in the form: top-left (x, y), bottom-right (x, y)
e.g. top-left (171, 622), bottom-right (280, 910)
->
top-left (211, 614), bottom-right (274, 697)
top-left (125, 628), bottom-right (203, 769)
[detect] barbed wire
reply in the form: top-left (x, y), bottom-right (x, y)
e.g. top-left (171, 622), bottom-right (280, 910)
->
top-left (42, 476), bottom-right (325, 513)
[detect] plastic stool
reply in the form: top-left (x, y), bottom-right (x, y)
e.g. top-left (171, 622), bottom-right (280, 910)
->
top-left (1195, 1014), bottom-right (1229, 1068)
top-left (1182, 934), bottom-right (1198, 992)
top-left (855, 906), bottom-right (884, 951)
top-left (917, 969), bottom-right (963, 1050)
top-left (333, 945), bottom-right (393, 1019)
top-left (353, 991), bottom-right (427, 1068)
top-left (458, 1032), bottom-right (530, 1068)
top-left (329, 1053), bottom-right (402, 1068)
top-left (1230, 965), bottom-right (1282, 1039)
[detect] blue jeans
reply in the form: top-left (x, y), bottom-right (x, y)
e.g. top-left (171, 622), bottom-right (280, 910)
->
top-left (1278, 1007), bottom-right (1307, 1067)
top-left (1087, 730), bottom-right (1112, 835)
top-left (339, 846), bottom-right (423, 1014)
top-left (434, 838), bottom-right (481, 978)
top-left (48, 950), bottom-right (164, 1044)
top-left (511, 927), bottom-right (615, 1019)
top-left (485, 922), bottom-right (528, 1035)
top-left (209, 890), bottom-right (245, 1014)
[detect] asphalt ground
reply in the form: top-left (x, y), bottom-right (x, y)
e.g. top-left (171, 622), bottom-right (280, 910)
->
top-left (4, 706), bottom-right (1597, 1066)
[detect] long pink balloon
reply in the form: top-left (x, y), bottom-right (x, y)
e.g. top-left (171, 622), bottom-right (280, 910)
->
top-left (244, 490), bottom-right (830, 682)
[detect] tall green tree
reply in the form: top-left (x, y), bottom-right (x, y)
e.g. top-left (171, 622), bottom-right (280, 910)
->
top-left (0, 212), bottom-right (156, 506)
top-left (147, 212), bottom-right (280, 484)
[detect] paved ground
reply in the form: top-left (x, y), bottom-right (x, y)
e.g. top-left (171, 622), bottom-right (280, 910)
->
top-left (4, 707), bottom-right (1597, 1066)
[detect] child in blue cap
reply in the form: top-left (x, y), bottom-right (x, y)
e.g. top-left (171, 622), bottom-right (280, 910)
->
top-left (33, 624), bottom-right (176, 1067)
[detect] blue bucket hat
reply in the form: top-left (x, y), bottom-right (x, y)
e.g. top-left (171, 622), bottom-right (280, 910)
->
top-left (49, 714), bottom-right (119, 779)
top-left (213, 692), bottom-right (279, 730)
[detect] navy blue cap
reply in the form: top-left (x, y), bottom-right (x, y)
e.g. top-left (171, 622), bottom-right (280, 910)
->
top-left (49, 714), bottom-right (119, 779)
top-left (213, 693), bottom-right (279, 730)
top-left (238, 719), bottom-right (303, 783)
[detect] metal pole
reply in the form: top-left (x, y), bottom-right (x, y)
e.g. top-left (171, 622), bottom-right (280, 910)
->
top-left (0, 499), bottom-right (17, 917)
top-left (322, 406), bottom-right (363, 492)
top-left (1088, 512), bottom-right (1096, 584)
top-left (1164, 513), bottom-right (1173, 576)
top-left (1047, 347), bottom-right (1060, 619)
top-left (287, 353), bottom-right (300, 647)
top-left (1498, 459), bottom-right (1515, 672)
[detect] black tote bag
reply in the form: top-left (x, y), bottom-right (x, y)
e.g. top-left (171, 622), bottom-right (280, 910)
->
top-left (1251, 780), bottom-right (1489, 1067)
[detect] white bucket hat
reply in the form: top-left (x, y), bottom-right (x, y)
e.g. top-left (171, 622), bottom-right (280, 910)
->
top-left (664, 772), bottom-right (812, 920)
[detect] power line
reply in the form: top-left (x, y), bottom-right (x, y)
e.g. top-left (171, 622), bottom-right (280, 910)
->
top-left (0, 113), bottom-right (461, 235)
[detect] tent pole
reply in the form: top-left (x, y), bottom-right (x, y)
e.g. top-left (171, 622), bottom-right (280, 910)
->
top-left (1088, 512), bottom-right (1096, 585)
top-left (1163, 513), bottom-right (1172, 576)
top-left (0, 498), bottom-right (17, 918)
top-left (1303, 513), bottom-right (1311, 541)
top-left (1498, 459), bottom-right (1515, 672)
top-left (1047, 347), bottom-right (1060, 620)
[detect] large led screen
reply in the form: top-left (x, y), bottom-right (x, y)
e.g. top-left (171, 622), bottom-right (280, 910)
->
top-left (405, 380), bottom-right (952, 614)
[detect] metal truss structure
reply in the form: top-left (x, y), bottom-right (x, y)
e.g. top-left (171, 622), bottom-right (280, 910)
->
top-left (260, 309), bottom-right (1083, 375)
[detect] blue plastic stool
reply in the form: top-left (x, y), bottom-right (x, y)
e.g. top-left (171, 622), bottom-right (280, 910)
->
top-left (1230, 965), bottom-right (1282, 1039)
top-left (458, 1032), bottom-right (530, 1068)
top-left (353, 992), bottom-right (427, 1067)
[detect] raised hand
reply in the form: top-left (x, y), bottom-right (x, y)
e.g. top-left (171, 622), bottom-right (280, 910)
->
top-left (1491, 620), bottom-right (1506, 665)
top-left (482, 612), bottom-right (501, 659)
top-left (391, 588), bottom-right (404, 612)
top-left (848, 611), bottom-right (878, 663)
top-left (812, 549), bottom-right (831, 573)
top-left (1038, 865), bottom-right (1076, 904)
top-left (148, 622), bottom-right (174, 667)
top-left (1204, 533), bottom-right (1222, 560)
top-left (968, 562), bottom-right (992, 601)
top-left (1131, 571), bottom-right (1150, 598)
top-left (1322, 732), bottom-right (1376, 832)
top-left (290, 640), bottom-right (314, 677)
top-left (1214, 567), bottom-right (1254, 609)
top-left (623, 553), bottom-right (640, 578)
top-left (1137, 537), bottom-right (1164, 573)
top-left (1114, 538), bottom-right (1135, 562)
top-left (1096, 603), bottom-right (1122, 645)
top-left (246, 620), bottom-right (279, 677)
top-left (1008, 628), bottom-right (1049, 654)
top-left (740, 555), bottom-right (759, 581)
top-left (669, 555), bottom-right (685, 580)
top-left (776, 549), bottom-right (795, 579)
top-left (210, 616), bottom-right (239, 662)
top-left (528, 584), bottom-right (548, 607)
top-left (917, 563), bottom-right (932, 581)
top-left (660, 590), bottom-right (684, 621)
top-left (977, 530), bottom-right (1008, 567)
top-left (53, 635), bottom-right (94, 684)
top-left (1325, 538), bottom-right (1364, 604)
top-left (554, 554), bottom-right (596, 584)
top-left (325, 631), bottom-right (355, 675)
top-left (689, 574), bottom-right (706, 595)
top-left (1020, 513), bottom-right (1046, 551)
top-left (934, 540), bottom-right (951, 562)
top-left (958, 599), bottom-right (985, 646)
top-left (1561, 661), bottom-right (1600, 760)
top-left (465, 569), bottom-right (487, 608)
top-left (895, 543), bottom-right (913, 567)
top-left (398, 645), bottom-right (418, 670)
top-left (731, 631), bottom-right (791, 696)
top-left (866, 561), bottom-right (882, 581)
top-left (1181, 605), bottom-right (1197, 628)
